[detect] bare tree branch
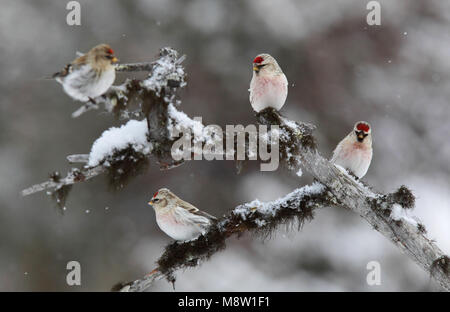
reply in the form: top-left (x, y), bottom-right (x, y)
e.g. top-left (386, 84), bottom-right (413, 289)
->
top-left (66, 154), bottom-right (89, 164)
top-left (21, 166), bottom-right (105, 197)
top-left (115, 62), bottom-right (155, 72)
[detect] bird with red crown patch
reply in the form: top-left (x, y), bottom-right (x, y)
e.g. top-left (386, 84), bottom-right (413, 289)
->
top-left (331, 121), bottom-right (373, 179)
top-left (249, 53), bottom-right (288, 112)
top-left (148, 188), bottom-right (217, 241)
top-left (53, 43), bottom-right (119, 103)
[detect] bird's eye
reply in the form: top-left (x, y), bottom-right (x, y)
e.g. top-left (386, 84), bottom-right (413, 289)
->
top-left (106, 55), bottom-right (113, 59)
top-left (153, 198), bottom-right (159, 202)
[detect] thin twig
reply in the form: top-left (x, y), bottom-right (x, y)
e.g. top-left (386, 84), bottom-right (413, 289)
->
top-left (115, 62), bottom-right (155, 72)
top-left (21, 165), bottom-right (105, 196)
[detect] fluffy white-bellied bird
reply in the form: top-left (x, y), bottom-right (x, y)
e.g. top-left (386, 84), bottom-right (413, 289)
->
top-left (331, 121), bottom-right (373, 179)
top-left (249, 53), bottom-right (288, 112)
top-left (148, 188), bottom-right (217, 241)
top-left (53, 44), bottom-right (118, 102)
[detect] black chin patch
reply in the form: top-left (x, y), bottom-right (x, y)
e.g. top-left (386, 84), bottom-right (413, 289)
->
top-left (355, 130), bottom-right (367, 142)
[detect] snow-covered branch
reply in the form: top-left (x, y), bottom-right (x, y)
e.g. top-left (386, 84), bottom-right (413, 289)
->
top-left (114, 183), bottom-right (333, 292)
top-left (116, 108), bottom-right (449, 292)
top-left (22, 166), bottom-right (105, 196)
top-left (256, 109), bottom-right (450, 291)
top-left (22, 47), bottom-right (188, 197)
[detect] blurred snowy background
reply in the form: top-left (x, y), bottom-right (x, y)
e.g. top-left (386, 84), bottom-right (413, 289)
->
top-left (0, 0), bottom-right (449, 291)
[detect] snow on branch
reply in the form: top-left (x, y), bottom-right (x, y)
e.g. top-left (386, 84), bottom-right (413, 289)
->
top-left (21, 167), bottom-right (106, 210)
top-left (115, 108), bottom-right (449, 292)
top-left (87, 119), bottom-right (151, 167)
top-left (255, 109), bottom-right (450, 291)
top-left (22, 47), bottom-right (189, 199)
top-left (22, 71), bottom-right (253, 200)
top-left (113, 182), bottom-right (333, 292)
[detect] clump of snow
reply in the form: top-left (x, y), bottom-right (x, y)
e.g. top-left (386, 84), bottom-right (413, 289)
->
top-left (167, 104), bottom-right (220, 147)
top-left (282, 119), bottom-right (298, 129)
top-left (333, 164), bottom-right (369, 190)
top-left (390, 204), bottom-right (419, 226)
top-left (254, 219), bottom-right (267, 227)
top-left (167, 104), bottom-right (205, 141)
top-left (233, 182), bottom-right (326, 220)
top-left (296, 168), bottom-right (303, 177)
top-left (141, 51), bottom-right (186, 95)
top-left (88, 119), bottom-right (151, 167)
top-left (333, 164), bottom-right (348, 175)
top-left (233, 199), bottom-right (262, 221)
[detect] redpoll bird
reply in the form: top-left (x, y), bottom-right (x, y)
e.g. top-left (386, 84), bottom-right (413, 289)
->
top-left (53, 44), bottom-right (118, 102)
top-left (148, 188), bottom-right (217, 241)
top-left (330, 121), bottom-right (373, 179)
top-left (249, 53), bottom-right (288, 112)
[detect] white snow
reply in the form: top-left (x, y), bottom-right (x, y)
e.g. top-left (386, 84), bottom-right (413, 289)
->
top-left (390, 204), bottom-right (419, 227)
top-left (296, 168), bottom-right (303, 177)
top-left (333, 164), bottom-right (369, 190)
top-left (167, 104), bottom-right (219, 147)
top-left (334, 164), bottom-right (347, 174)
top-left (167, 104), bottom-right (205, 141)
top-left (233, 182), bottom-right (326, 220)
top-left (282, 119), bottom-right (298, 130)
top-left (141, 54), bottom-right (186, 95)
top-left (254, 219), bottom-right (267, 227)
top-left (87, 119), bottom-right (151, 167)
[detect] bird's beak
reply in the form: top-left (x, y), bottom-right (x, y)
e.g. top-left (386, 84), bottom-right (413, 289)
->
top-left (111, 57), bottom-right (119, 63)
top-left (148, 200), bottom-right (153, 206)
top-left (253, 64), bottom-right (266, 73)
top-left (357, 133), bottom-right (365, 141)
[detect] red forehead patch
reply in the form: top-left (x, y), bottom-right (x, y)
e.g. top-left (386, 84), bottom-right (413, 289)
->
top-left (108, 48), bottom-right (114, 54)
top-left (152, 191), bottom-right (158, 198)
top-left (253, 56), bottom-right (264, 64)
top-left (356, 123), bottom-right (370, 132)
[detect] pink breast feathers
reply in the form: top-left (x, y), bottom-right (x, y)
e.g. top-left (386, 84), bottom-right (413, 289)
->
top-left (255, 76), bottom-right (285, 100)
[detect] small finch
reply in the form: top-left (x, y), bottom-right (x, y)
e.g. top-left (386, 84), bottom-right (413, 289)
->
top-left (330, 121), bottom-right (373, 179)
top-left (148, 188), bottom-right (217, 241)
top-left (53, 43), bottom-right (119, 102)
top-left (249, 53), bottom-right (288, 112)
